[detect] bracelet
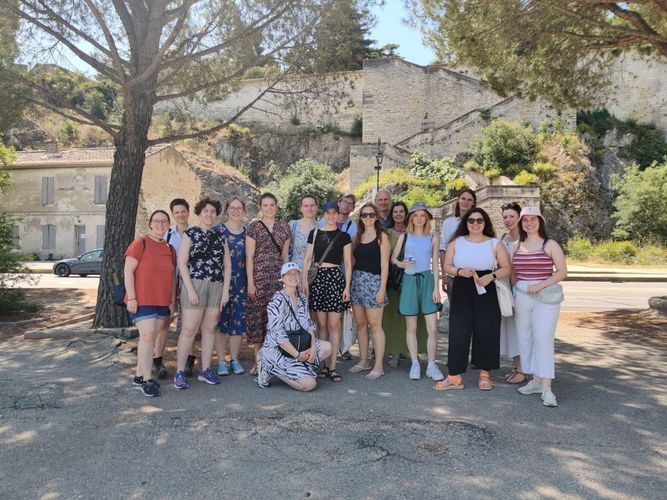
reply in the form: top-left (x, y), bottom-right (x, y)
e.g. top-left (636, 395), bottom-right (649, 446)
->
top-left (455, 268), bottom-right (460, 276)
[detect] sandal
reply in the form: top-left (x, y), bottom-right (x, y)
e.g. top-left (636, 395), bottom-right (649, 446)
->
top-left (478, 372), bottom-right (493, 391)
top-left (506, 371), bottom-right (528, 385)
top-left (348, 362), bottom-right (371, 373)
top-left (365, 370), bottom-right (384, 380)
top-left (504, 367), bottom-right (517, 381)
top-left (433, 376), bottom-right (464, 391)
top-left (318, 367), bottom-right (330, 379)
top-left (329, 370), bottom-right (342, 382)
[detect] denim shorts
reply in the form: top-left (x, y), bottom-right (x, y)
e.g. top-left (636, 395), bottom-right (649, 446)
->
top-left (131, 305), bottom-right (170, 323)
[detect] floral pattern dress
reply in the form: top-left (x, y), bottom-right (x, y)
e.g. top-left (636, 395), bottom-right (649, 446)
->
top-left (214, 223), bottom-right (246, 336)
top-left (246, 219), bottom-right (291, 344)
top-left (288, 219), bottom-right (312, 270)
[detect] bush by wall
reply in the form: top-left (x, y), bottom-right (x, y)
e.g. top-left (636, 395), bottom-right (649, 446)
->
top-left (469, 119), bottom-right (538, 177)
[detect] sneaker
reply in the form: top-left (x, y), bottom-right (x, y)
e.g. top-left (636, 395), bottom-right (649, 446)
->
top-left (217, 361), bottom-right (230, 376)
top-left (197, 368), bottom-right (220, 385)
top-left (184, 355), bottom-right (196, 378)
top-left (154, 363), bottom-right (168, 379)
top-left (133, 376), bottom-right (160, 388)
top-left (256, 362), bottom-right (271, 388)
top-left (518, 380), bottom-right (543, 395)
top-left (542, 389), bottom-right (558, 407)
top-left (141, 379), bottom-right (160, 397)
top-left (174, 370), bottom-right (189, 389)
top-left (339, 350), bottom-right (353, 361)
top-left (230, 359), bottom-right (245, 375)
top-left (409, 360), bottom-right (421, 380)
top-left (426, 362), bottom-right (444, 381)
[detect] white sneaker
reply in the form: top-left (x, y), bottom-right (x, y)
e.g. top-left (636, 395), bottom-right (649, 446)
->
top-left (256, 362), bottom-right (271, 388)
top-left (409, 361), bottom-right (421, 380)
top-left (518, 380), bottom-right (543, 395)
top-left (542, 389), bottom-right (558, 407)
top-left (426, 363), bottom-right (444, 381)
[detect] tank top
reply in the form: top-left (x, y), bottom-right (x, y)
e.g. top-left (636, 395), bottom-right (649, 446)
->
top-left (354, 236), bottom-right (381, 275)
top-left (404, 234), bottom-right (432, 275)
top-left (513, 244), bottom-right (554, 281)
top-left (452, 237), bottom-right (497, 271)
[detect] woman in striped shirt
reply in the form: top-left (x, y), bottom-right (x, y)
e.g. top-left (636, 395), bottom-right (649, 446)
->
top-left (512, 207), bottom-right (567, 407)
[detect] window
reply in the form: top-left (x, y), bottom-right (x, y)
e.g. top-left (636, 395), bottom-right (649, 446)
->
top-left (42, 224), bottom-right (56, 249)
top-left (81, 250), bottom-right (103, 260)
top-left (94, 175), bottom-right (108, 204)
top-left (96, 225), bottom-right (105, 248)
top-left (11, 225), bottom-right (19, 248)
top-left (41, 177), bottom-right (54, 205)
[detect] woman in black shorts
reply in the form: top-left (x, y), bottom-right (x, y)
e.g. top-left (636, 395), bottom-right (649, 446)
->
top-left (349, 203), bottom-right (390, 380)
top-left (302, 200), bottom-right (352, 382)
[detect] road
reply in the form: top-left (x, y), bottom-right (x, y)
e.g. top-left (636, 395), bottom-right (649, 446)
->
top-left (15, 275), bottom-right (667, 312)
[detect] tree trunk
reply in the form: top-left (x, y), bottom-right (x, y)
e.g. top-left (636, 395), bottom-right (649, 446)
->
top-left (93, 92), bottom-right (154, 328)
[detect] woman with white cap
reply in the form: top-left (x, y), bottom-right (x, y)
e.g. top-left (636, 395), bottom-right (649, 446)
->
top-left (257, 262), bottom-right (333, 391)
top-left (391, 202), bottom-right (444, 381)
top-left (512, 207), bottom-right (567, 407)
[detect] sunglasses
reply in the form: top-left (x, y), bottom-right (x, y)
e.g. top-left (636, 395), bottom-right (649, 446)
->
top-left (466, 217), bottom-right (485, 225)
top-left (360, 213), bottom-right (377, 218)
top-left (501, 203), bottom-right (521, 211)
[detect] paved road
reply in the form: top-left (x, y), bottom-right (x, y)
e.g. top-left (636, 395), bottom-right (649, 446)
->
top-left (16, 275), bottom-right (667, 312)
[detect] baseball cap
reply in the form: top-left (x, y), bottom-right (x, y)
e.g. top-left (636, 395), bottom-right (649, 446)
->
top-left (280, 262), bottom-right (301, 277)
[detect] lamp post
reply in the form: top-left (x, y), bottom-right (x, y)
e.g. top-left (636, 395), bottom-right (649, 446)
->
top-left (374, 137), bottom-right (384, 191)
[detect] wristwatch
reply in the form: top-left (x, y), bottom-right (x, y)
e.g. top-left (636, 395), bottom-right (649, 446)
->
top-left (492, 273), bottom-right (497, 280)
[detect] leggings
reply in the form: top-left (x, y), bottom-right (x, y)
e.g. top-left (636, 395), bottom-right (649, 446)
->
top-left (447, 271), bottom-right (501, 375)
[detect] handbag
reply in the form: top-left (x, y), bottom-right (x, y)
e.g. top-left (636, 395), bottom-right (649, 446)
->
top-left (307, 229), bottom-right (342, 285)
top-left (278, 293), bottom-right (313, 358)
top-left (388, 234), bottom-right (407, 291)
top-left (515, 283), bottom-right (564, 304)
top-left (492, 240), bottom-right (514, 317)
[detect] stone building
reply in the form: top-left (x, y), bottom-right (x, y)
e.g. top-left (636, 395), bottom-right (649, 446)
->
top-left (2, 141), bottom-right (258, 259)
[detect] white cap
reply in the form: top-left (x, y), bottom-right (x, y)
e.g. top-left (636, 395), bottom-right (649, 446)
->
top-left (280, 262), bottom-right (301, 277)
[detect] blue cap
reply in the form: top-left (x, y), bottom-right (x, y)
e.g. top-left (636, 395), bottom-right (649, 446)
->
top-left (280, 262), bottom-right (301, 276)
top-left (408, 202), bottom-right (433, 219)
top-left (322, 200), bottom-right (339, 213)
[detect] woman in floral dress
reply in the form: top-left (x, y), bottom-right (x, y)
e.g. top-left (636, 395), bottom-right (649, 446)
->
top-left (246, 192), bottom-right (291, 375)
top-left (213, 195), bottom-right (248, 376)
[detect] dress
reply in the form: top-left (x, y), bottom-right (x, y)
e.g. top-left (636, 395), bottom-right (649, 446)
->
top-left (246, 219), bottom-right (291, 344)
top-left (499, 235), bottom-right (519, 357)
top-left (260, 290), bottom-right (325, 380)
top-left (214, 223), bottom-right (247, 336)
top-left (382, 231), bottom-right (427, 356)
top-left (288, 219), bottom-right (313, 270)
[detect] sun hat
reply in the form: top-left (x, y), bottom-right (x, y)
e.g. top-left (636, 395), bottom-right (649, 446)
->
top-left (407, 201), bottom-right (433, 219)
top-left (322, 200), bottom-right (340, 213)
top-left (280, 262), bottom-right (301, 277)
top-left (518, 206), bottom-right (545, 223)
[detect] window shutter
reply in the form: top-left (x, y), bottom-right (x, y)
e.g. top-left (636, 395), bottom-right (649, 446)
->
top-left (42, 177), bottom-right (55, 204)
top-left (42, 225), bottom-right (49, 249)
top-left (97, 225), bottom-right (105, 248)
top-left (94, 175), bottom-right (108, 204)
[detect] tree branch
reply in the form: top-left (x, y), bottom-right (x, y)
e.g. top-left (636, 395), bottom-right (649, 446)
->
top-left (25, 97), bottom-right (118, 136)
top-left (110, 0), bottom-right (139, 62)
top-left (83, 0), bottom-right (129, 84)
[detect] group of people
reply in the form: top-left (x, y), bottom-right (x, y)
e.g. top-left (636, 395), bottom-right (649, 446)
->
top-left (123, 187), bottom-right (566, 407)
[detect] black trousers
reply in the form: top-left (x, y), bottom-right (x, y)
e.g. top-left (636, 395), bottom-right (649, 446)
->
top-left (447, 270), bottom-right (501, 375)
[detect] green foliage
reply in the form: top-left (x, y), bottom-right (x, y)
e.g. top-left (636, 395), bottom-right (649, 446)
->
top-left (353, 167), bottom-right (424, 201)
top-left (566, 237), bottom-right (593, 260)
top-left (350, 116), bottom-right (363, 137)
top-left (469, 120), bottom-right (538, 176)
top-left (577, 109), bottom-right (620, 137)
top-left (399, 186), bottom-right (444, 208)
top-left (409, 153), bottom-right (461, 183)
top-left (58, 121), bottom-right (79, 146)
top-left (484, 168), bottom-right (501, 181)
top-left (635, 245), bottom-right (667, 266)
top-left (530, 161), bottom-right (556, 180)
top-left (612, 161), bottom-right (667, 244)
top-left (464, 159), bottom-right (482, 172)
top-left (592, 240), bottom-right (638, 264)
top-left (242, 65), bottom-right (281, 80)
top-left (268, 159), bottom-right (340, 220)
top-left (513, 170), bottom-right (539, 186)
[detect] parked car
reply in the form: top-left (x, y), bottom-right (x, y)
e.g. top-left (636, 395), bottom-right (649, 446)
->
top-left (53, 249), bottom-right (104, 277)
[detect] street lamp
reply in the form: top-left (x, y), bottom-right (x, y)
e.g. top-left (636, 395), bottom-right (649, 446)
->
top-left (375, 137), bottom-right (384, 191)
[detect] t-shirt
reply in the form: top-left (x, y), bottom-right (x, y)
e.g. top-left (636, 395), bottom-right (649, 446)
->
top-left (184, 226), bottom-right (226, 282)
top-left (439, 216), bottom-right (461, 252)
top-left (125, 236), bottom-right (176, 306)
top-left (307, 229), bottom-right (351, 265)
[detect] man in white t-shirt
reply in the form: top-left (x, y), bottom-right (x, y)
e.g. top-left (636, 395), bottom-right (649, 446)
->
top-left (439, 189), bottom-right (476, 296)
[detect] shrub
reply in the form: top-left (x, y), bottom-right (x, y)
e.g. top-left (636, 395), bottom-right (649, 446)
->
top-left (350, 116), bottom-right (362, 137)
top-left (513, 170), bottom-right (539, 186)
top-left (636, 245), bottom-right (667, 266)
top-left (566, 237), bottom-right (593, 260)
top-left (469, 119), bottom-right (538, 176)
top-left (484, 168), bottom-right (501, 181)
top-left (592, 240), bottom-right (638, 264)
top-left (409, 153), bottom-right (460, 184)
top-left (531, 161), bottom-right (557, 180)
top-left (464, 159), bottom-right (482, 172)
top-left (399, 186), bottom-right (445, 208)
top-left (353, 167), bottom-right (425, 201)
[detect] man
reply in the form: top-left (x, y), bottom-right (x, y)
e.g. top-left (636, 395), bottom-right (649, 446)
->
top-left (152, 198), bottom-right (196, 378)
top-left (337, 193), bottom-right (358, 238)
top-left (374, 189), bottom-right (392, 228)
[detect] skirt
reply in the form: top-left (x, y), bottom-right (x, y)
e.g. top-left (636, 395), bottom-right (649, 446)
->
top-left (309, 266), bottom-right (346, 313)
top-left (351, 270), bottom-right (388, 309)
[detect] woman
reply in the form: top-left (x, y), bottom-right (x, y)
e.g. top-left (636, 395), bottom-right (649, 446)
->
top-left (257, 262), bottom-right (333, 391)
top-left (391, 202), bottom-right (443, 381)
top-left (246, 192), bottom-right (291, 375)
top-left (213, 195), bottom-right (247, 376)
top-left (125, 210), bottom-right (176, 397)
top-left (348, 203), bottom-right (390, 380)
top-left (499, 202), bottom-right (524, 384)
top-left (383, 201), bottom-right (427, 368)
top-left (439, 188), bottom-right (476, 297)
top-left (174, 197), bottom-right (231, 389)
top-left (302, 200), bottom-right (352, 383)
top-left (513, 207), bottom-right (567, 407)
top-left (288, 194), bottom-right (318, 270)
top-left (435, 207), bottom-right (511, 391)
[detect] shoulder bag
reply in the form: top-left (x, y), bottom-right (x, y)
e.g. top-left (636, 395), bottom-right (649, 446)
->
top-left (278, 292), bottom-right (313, 358)
top-left (259, 220), bottom-right (284, 257)
top-left (307, 230), bottom-right (342, 285)
top-left (492, 239), bottom-right (514, 317)
top-left (387, 234), bottom-right (407, 291)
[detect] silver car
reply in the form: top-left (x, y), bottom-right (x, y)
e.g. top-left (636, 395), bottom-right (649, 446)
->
top-left (53, 249), bottom-right (104, 277)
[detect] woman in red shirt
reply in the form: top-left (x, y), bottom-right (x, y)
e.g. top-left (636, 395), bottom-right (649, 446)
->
top-left (124, 210), bottom-right (177, 397)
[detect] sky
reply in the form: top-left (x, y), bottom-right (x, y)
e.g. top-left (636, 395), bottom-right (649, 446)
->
top-left (370, 0), bottom-right (437, 66)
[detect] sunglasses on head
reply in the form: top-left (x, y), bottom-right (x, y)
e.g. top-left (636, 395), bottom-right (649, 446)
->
top-left (502, 202), bottom-right (521, 211)
top-left (360, 212), bottom-right (377, 218)
top-left (466, 217), bottom-right (485, 225)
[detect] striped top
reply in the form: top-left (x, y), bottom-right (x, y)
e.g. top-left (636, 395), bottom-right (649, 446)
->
top-left (513, 247), bottom-right (554, 281)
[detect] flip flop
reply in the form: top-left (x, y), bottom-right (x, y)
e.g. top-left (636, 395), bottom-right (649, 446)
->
top-left (364, 371), bottom-right (384, 380)
top-left (348, 363), bottom-right (371, 373)
top-left (506, 371), bottom-right (528, 385)
top-left (318, 367), bottom-right (330, 379)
